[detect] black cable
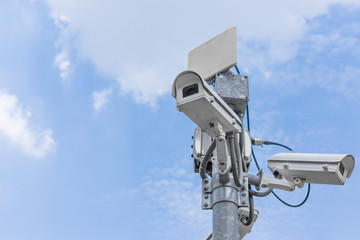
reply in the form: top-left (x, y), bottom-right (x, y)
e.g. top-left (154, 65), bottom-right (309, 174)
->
top-left (239, 64), bottom-right (311, 207)
top-left (234, 65), bottom-right (240, 74)
top-left (246, 105), bottom-right (250, 132)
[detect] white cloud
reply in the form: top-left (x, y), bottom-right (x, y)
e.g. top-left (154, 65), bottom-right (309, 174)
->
top-left (42, 0), bottom-right (360, 106)
top-left (52, 13), bottom-right (70, 29)
top-left (90, 159), bottom-right (211, 240)
top-left (92, 87), bottom-right (113, 111)
top-left (54, 50), bottom-right (71, 83)
top-left (0, 89), bottom-right (56, 158)
top-left (138, 159), bottom-right (211, 239)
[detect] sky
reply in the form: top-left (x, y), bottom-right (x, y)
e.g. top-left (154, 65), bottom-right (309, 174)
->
top-left (0, 0), bottom-right (360, 239)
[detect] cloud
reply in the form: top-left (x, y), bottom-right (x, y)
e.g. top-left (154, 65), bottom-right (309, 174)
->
top-left (54, 50), bottom-right (71, 83)
top-left (137, 159), bottom-right (212, 239)
top-left (0, 89), bottom-right (56, 158)
top-left (92, 87), bottom-right (113, 111)
top-left (42, 0), bottom-right (360, 106)
top-left (90, 158), bottom-right (211, 240)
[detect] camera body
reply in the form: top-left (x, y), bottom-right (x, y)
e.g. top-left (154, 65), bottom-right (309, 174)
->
top-left (172, 70), bottom-right (242, 137)
top-left (267, 153), bottom-right (355, 186)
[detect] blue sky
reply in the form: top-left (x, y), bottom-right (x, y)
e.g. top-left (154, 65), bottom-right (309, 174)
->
top-left (0, 0), bottom-right (360, 239)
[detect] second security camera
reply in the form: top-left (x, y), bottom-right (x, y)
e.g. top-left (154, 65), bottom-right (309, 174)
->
top-left (267, 153), bottom-right (355, 186)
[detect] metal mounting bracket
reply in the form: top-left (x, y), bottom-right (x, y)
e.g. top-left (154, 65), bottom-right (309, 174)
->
top-left (202, 175), bottom-right (249, 210)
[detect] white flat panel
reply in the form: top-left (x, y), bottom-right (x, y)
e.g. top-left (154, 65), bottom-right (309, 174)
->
top-left (188, 26), bottom-right (237, 81)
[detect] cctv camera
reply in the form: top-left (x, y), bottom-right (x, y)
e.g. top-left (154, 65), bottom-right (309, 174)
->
top-left (267, 153), bottom-right (355, 186)
top-left (172, 70), bottom-right (242, 137)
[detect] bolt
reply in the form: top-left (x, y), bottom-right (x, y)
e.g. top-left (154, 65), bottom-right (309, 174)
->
top-left (241, 186), bottom-right (246, 191)
top-left (203, 187), bottom-right (208, 192)
top-left (242, 200), bottom-right (247, 205)
top-left (241, 192), bottom-right (247, 197)
top-left (204, 195), bottom-right (209, 199)
top-left (204, 179), bottom-right (209, 184)
top-left (204, 203), bottom-right (208, 208)
top-left (322, 164), bottom-right (329, 171)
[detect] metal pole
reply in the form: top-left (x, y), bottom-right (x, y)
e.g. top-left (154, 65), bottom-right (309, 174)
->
top-left (212, 201), bottom-right (239, 240)
top-left (210, 169), bottom-right (240, 240)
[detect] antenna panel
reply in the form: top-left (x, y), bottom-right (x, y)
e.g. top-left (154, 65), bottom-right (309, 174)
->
top-left (188, 26), bottom-right (237, 81)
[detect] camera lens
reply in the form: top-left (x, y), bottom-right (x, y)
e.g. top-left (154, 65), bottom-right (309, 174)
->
top-left (183, 84), bottom-right (199, 98)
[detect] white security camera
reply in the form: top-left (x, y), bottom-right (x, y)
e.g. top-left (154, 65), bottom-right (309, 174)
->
top-left (172, 70), bottom-right (242, 137)
top-left (267, 153), bottom-right (355, 186)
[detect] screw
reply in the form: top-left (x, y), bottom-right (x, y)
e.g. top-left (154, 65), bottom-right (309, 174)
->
top-left (242, 200), bottom-right (247, 205)
top-left (203, 187), bottom-right (208, 192)
top-left (241, 192), bottom-right (247, 197)
top-left (204, 195), bottom-right (209, 199)
top-left (204, 203), bottom-right (208, 208)
top-left (204, 179), bottom-right (209, 184)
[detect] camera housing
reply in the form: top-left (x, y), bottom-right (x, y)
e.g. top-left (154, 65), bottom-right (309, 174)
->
top-left (267, 153), bottom-right (355, 186)
top-left (172, 70), bottom-right (242, 137)
top-left (192, 127), bottom-right (213, 173)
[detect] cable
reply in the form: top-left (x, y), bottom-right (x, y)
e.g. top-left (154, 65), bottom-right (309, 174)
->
top-left (242, 185), bottom-right (254, 226)
top-left (251, 140), bottom-right (311, 205)
top-left (246, 105), bottom-right (250, 132)
top-left (234, 133), bottom-right (244, 184)
top-left (263, 141), bottom-right (294, 152)
top-left (200, 140), bottom-right (216, 179)
top-left (238, 65), bottom-right (311, 207)
top-left (234, 65), bottom-right (240, 75)
top-left (251, 148), bottom-right (261, 171)
top-left (271, 183), bottom-right (311, 207)
top-left (249, 187), bottom-right (273, 197)
top-left (229, 135), bottom-right (243, 187)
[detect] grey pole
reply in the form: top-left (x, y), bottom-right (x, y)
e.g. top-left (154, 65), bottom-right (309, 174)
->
top-left (207, 169), bottom-right (240, 240)
top-left (212, 201), bottom-right (239, 240)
